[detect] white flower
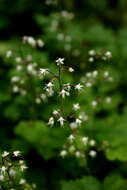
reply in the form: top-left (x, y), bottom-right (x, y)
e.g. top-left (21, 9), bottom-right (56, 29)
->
top-left (20, 165), bottom-right (28, 171)
top-left (6, 50), bottom-right (12, 58)
top-left (46, 82), bottom-right (54, 88)
top-left (91, 100), bottom-right (97, 107)
top-left (19, 178), bottom-right (26, 185)
top-left (37, 39), bottom-right (44, 47)
top-left (82, 137), bottom-right (88, 144)
top-left (53, 110), bottom-right (59, 115)
top-left (46, 87), bottom-right (54, 96)
top-left (75, 84), bottom-right (83, 91)
top-left (13, 151), bottom-right (21, 157)
top-left (85, 82), bottom-right (92, 87)
top-left (88, 50), bottom-right (96, 56)
top-left (73, 103), bottom-right (80, 111)
top-left (1, 166), bottom-right (6, 174)
top-left (104, 71), bottom-right (109, 78)
top-left (75, 118), bottom-right (82, 126)
top-left (39, 68), bottom-right (49, 76)
top-left (11, 76), bottom-right (20, 83)
top-left (68, 134), bottom-right (75, 142)
top-left (89, 150), bottom-right (97, 157)
top-left (2, 151), bottom-right (9, 158)
top-left (12, 86), bottom-right (19, 93)
top-left (92, 70), bottom-right (98, 77)
top-left (16, 65), bottom-right (22, 71)
top-left (69, 122), bottom-right (78, 129)
top-left (48, 117), bottom-right (54, 126)
top-left (60, 150), bottom-right (67, 158)
top-left (27, 36), bottom-right (36, 47)
top-left (105, 51), bottom-right (112, 58)
top-left (105, 97), bottom-right (112, 103)
top-left (57, 117), bottom-right (65, 126)
top-left (15, 57), bottom-right (22, 63)
top-left (89, 140), bottom-right (96, 146)
top-left (40, 94), bottom-right (47, 102)
top-left (88, 57), bottom-right (94, 62)
top-left (59, 89), bottom-right (70, 98)
top-left (75, 151), bottom-right (81, 158)
top-left (19, 160), bottom-right (24, 165)
top-left (35, 98), bottom-right (41, 104)
top-left (56, 58), bottom-right (64, 66)
top-left (86, 72), bottom-right (92, 78)
top-left (68, 67), bottom-right (74, 72)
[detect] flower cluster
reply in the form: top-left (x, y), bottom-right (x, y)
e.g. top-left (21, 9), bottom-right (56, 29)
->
top-left (0, 151), bottom-right (36, 190)
top-left (88, 49), bottom-right (112, 62)
top-left (22, 36), bottom-right (44, 48)
top-left (60, 135), bottom-right (108, 159)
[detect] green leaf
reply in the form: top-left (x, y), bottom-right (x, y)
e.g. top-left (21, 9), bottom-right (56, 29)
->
top-left (61, 176), bottom-right (102, 190)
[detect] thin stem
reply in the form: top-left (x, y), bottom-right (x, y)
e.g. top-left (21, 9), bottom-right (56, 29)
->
top-left (58, 66), bottom-right (64, 116)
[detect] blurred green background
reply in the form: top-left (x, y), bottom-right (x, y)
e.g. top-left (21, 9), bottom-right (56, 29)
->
top-left (1, 0), bottom-right (127, 189)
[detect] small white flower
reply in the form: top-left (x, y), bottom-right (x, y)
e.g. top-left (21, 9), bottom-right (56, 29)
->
top-left (20, 165), bottom-right (28, 171)
top-left (16, 65), bottom-right (22, 71)
top-left (48, 117), bottom-right (54, 126)
top-left (89, 150), bottom-right (97, 157)
top-left (15, 57), bottom-right (22, 63)
top-left (1, 166), bottom-right (6, 174)
top-left (68, 134), bottom-right (75, 142)
top-left (57, 117), bottom-right (65, 126)
top-left (88, 50), bottom-right (96, 56)
top-left (19, 160), bottom-right (24, 165)
top-left (68, 67), bottom-right (74, 72)
top-left (39, 68), bottom-right (49, 76)
top-left (11, 76), bottom-right (20, 83)
top-left (69, 122), bottom-right (78, 129)
top-left (12, 86), bottom-right (19, 93)
top-left (27, 36), bottom-right (36, 47)
top-left (89, 140), bottom-right (96, 146)
top-left (85, 82), bottom-right (92, 87)
top-left (73, 103), bottom-right (80, 111)
top-left (37, 39), bottom-right (44, 47)
top-left (104, 71), bottom-right (109, 78)
top-left (75, 84), bottom-right (83, 91)
top-left (105, 97), bottom-right (112, 103)
top-left (86, 72), bottom-right (92, 78)
top-left (2, 151), bottom-right (9, 158)
top-left (46, 82), bottom-right (54, 88)
top-left (53, 110), bottom-right (59, 115)
top-left (40, 94), bottom-right (47, 102)
top-left (75, 151), bottom-right (81, 158)
top-left (6, 50), bottom-right (12, 58)
top-left (88, 57), bottom-right (94, 62)
top-left (19, 178), bottom-right (26, 185)
top-left (13, 151), bottom-right (21, 157)
top-left (59, 89), bottom-right (70, 98)
top-left (75, 118), bottom-right (82, 126)
top-left (82, 137), bottom-right (88, 144)
top-left (91, 100), bottom-right (97, 107)
top-left (92, 70), bottom-right (98, 77)
top-left (35, 98), bottom-right (41, 104)
top-left (60, 150), bottom-right (67, 158)
top-left (105, 51), bottom-right (112, 58)
top-left (46, 87), bottom-right (54, 96)
top-left (56, 58), bottom-right (64, 66)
